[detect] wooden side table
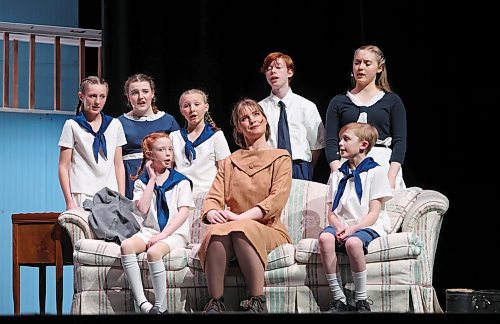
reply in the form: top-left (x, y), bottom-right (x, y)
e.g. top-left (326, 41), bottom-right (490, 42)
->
top-left (12, 212), bottom-right (73, 315)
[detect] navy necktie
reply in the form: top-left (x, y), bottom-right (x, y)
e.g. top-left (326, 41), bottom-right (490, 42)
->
top-left (277, 101), bottom-right (292, 155)
top-left (332, 157), bottom-right (379, 211)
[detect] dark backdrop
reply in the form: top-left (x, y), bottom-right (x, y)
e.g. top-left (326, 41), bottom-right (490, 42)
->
top-left (80, 0), bottom-right (495, 310)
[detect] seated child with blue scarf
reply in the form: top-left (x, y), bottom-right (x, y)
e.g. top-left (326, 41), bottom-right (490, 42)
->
top-left (120, 132), bottom-right (195, 314)
top-left (318, 122), bottom-right (393, 313)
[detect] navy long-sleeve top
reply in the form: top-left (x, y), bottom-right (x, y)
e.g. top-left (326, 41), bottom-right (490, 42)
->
top-left (325, 92), bottom-right (407, 164)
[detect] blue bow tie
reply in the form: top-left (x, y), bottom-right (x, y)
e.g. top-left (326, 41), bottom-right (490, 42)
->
top-left (180, 122), bottom-right (216, 161)
top-left (332, 157), bottom-right (379, 211)
top-left (73, 112), bottom-right (113, 163)
top-left (139, 169), bottom-right (192, 231)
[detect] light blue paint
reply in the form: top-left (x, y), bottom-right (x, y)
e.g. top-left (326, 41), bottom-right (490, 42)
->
top-left (0, 0), bottom-right (78, 27)
top-left (5, 42), bottom-right (79, 111)
top-left (0, 112), bottom-right (75, 315)
top-left (0, 0), bottom-right (79, 315)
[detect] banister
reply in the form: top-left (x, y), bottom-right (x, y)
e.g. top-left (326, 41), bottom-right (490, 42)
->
top-left (1, 21), bottom-right (102, 112)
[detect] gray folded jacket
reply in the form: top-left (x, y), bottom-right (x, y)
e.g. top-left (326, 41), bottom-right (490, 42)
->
top-left (84, 187), bottom-right (141, 244)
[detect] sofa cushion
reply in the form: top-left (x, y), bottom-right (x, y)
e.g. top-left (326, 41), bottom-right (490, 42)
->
top-left (385, 187), bottom-right (422, 233)
top-left (188, 242), bottom-right (296, 271)
top-left (74, 265), bottom-right (127, 291)
top-left (295, 231), bottom-right (422, 264)
top-left (267, 243), bottom-right (296, 270)
top-left (74, 238), bottom-right (189, 270)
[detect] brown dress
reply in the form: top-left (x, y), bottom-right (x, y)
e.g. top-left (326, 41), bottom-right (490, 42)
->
top-left (198, 148), bottom-right (292, 270)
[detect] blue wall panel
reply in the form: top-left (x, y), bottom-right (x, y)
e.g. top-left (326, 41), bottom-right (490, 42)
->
top-left (0, 0), bottom-right (79, 315)
top-left (0, 111), bottom-right (74, 315)
top-left (0, 0), bottom-right (78, 27)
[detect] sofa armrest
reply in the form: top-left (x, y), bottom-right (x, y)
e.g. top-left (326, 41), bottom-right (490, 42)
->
top-left (400, 189), bottom-right (449, 285)
top-left (401, 189), bottom-right (449, 233)
top-left (58, 206), bottom-right (96, 248)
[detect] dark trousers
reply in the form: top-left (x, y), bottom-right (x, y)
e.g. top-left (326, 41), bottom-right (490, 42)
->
top-left (292, 160), bottom-right (313, 180)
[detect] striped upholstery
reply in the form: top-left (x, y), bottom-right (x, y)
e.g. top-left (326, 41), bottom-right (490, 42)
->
top-left (58, 179), bottom-right (449, 314)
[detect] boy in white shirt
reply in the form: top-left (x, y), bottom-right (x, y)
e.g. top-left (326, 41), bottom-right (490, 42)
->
top-left (259, 52), bottom-right (325, 180)
top-left (318, 122), bottom-right (393, 312)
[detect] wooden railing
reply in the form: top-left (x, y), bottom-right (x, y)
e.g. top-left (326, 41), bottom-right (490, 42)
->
top-left (0, 22), bottom-right (101, 112)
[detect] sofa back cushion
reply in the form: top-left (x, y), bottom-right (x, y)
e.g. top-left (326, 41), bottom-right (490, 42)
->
top-left (186, 179), bottom-right (330, 246)
top-left (187, 181), bottom-right (422, 246)
top-left (279, 181), bottom-right (422, 241)
top-left (384, 187), bottom-right (422, 233)
top-left (188, 191), bottom-right (209, 245)
top-left (279, 182), bottom-right (424, 239)
top-left (280, 179), bottom-right (329, 244)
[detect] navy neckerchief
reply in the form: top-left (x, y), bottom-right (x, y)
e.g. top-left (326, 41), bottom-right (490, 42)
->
top-left (332, 157), bottom-right (379, 211)
top-left (139, 169), bottom-right (192, 231)
top-left (180, 122), bottom-right (216, 161)
top-left (73, 111), bottom-right (113, 163)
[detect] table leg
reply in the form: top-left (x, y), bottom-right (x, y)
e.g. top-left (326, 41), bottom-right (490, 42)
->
top-left (12, 223), bottom-right (20, 315)
top-left (55, 223), bottom-right (63, 315)
top-left (39, 265), bottom-right (46, 315)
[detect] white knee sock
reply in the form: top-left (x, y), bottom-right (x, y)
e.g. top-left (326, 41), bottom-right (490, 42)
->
top-left (326, 273), bottom-right (346, 303)
top-left (121, 254), bottom-right (152, 313)
top-left (352, 269), bottom-right (367, 301)
top-left (148, 260), bottom-right (167, 312)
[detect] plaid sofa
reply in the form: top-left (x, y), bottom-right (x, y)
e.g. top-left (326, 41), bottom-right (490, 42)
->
top-left (58, 179), bottom-right (449, 314)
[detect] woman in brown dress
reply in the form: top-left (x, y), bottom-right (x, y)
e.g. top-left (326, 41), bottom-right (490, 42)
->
top-left (199, 98), bottom-right (293, 313)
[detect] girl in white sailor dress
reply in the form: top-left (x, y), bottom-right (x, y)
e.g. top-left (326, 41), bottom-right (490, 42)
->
top-left (120, 132), bottom-right (194, 314)
top-left (58, 76), bottom-right (126, 211)
top-left (170, 89), bottom-right (231, 193)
